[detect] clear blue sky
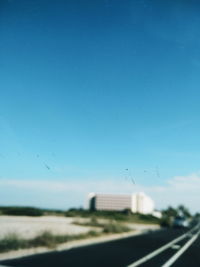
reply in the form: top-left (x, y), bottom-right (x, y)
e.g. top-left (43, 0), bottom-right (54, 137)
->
top-left (1, 0), bottom-right (200, 211)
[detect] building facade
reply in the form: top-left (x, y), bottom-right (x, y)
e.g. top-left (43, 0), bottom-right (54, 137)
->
top-left (88, 192), bottom-right (154, 214)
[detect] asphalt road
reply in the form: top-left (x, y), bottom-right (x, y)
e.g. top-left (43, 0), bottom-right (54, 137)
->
top-left (1, 225), bottom-right (200, 267)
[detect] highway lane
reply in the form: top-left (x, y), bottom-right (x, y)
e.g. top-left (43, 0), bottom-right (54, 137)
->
top-left (1, 227), bottom-right (200, 267)
top-left (128, 223), bottom-right (200, 267)
top-left (170, 235), bottom-right (200, 267)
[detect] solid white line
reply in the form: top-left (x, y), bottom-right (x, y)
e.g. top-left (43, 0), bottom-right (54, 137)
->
top-left (161, 229), bottom-right (200, 267)
top-left (127, 225), bottom-right (199, 267)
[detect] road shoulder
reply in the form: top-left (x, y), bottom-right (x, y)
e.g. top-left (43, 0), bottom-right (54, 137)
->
top-left (0, 225), bottom-right (160, 261)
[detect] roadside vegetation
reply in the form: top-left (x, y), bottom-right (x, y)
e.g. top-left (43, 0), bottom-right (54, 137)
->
top-left (0, 206), bottom-right (68, 217)
top-left (160, 205), bottom-right (192, 227)
top-left (0, 206), bottom-right (162, 253)
top-left (0, 221), bottom-right (131, 253)
top-left (0, 215), bottom-right (134, 253)
top-left (65, 209), bottom-right (160, 225)
top-left (74, 217), bottom-right (131, 233)
top-left (0, 207), bottom-right (44, 216)
top-left (0, 230), bottom-right (102, 253)
top-left (0, 205), bottom-right (194, 253)
top-left (102, 222), bottom-right (130, 233)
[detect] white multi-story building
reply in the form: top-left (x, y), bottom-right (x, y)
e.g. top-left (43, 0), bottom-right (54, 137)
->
top-left (88, 192), bottom-right (154, 215)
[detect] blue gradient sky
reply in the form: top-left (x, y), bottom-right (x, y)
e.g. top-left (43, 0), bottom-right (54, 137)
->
top-left (1, 0), bottom-right (200, 211)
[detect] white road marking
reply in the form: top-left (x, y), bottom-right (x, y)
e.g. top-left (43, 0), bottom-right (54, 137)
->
top-left (161, 229), bottom-right (200, 267)
top-left (171, 244), bottom-right (180, 250)
top-left (127, 224), bottom-right (200, 267)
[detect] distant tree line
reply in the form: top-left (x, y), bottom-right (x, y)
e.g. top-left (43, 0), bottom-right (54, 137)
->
top-left (160, 205), bottom-right (191, 227)
top-left (0, 206), bottom-right (44, 216)
top-left (65, 208), bottom-right (160, 224)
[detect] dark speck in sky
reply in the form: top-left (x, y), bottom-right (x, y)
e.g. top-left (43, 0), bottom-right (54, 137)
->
top-left (44, 163), bottom-right (50, 170)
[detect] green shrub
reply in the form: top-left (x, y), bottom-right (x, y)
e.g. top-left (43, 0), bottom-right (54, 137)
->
top-left (0, 207), bottom-right (43, 216)
top-left (160, 216), bottom-right (173, 228)
top-left (0, 225), bottom-right (129, 253)
top-left (0, 234), bottom-right (28, 252)
top-left (138, 214), bottom-right (159, 223)
top-left (87, 230), bottom-right (101, 237)
top-left (103, 223), bottom-right (130, 233)
top-left (30, 231), bottom-right (58, 248)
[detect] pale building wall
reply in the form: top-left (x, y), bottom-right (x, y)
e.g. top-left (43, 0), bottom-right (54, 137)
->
top-left (88, 192), bottom-right (155, 214)
top-left (131, 194), bottom-right (137, 213)
top-left (95, 194), bottom-right (132, 211)
top-left (136, 192), bottom-right (154, 214)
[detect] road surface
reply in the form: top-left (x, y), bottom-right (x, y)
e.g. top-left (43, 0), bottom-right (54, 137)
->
top-left (1, 223), bottom-right (200, 267)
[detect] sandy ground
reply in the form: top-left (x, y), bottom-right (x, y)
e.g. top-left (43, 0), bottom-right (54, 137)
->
top-left (0, 216), bottom-right (159, 240)
top-left (0, 216), bottom-right (98, 239)
top-left (0, 215), bottom-right (160, 261)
